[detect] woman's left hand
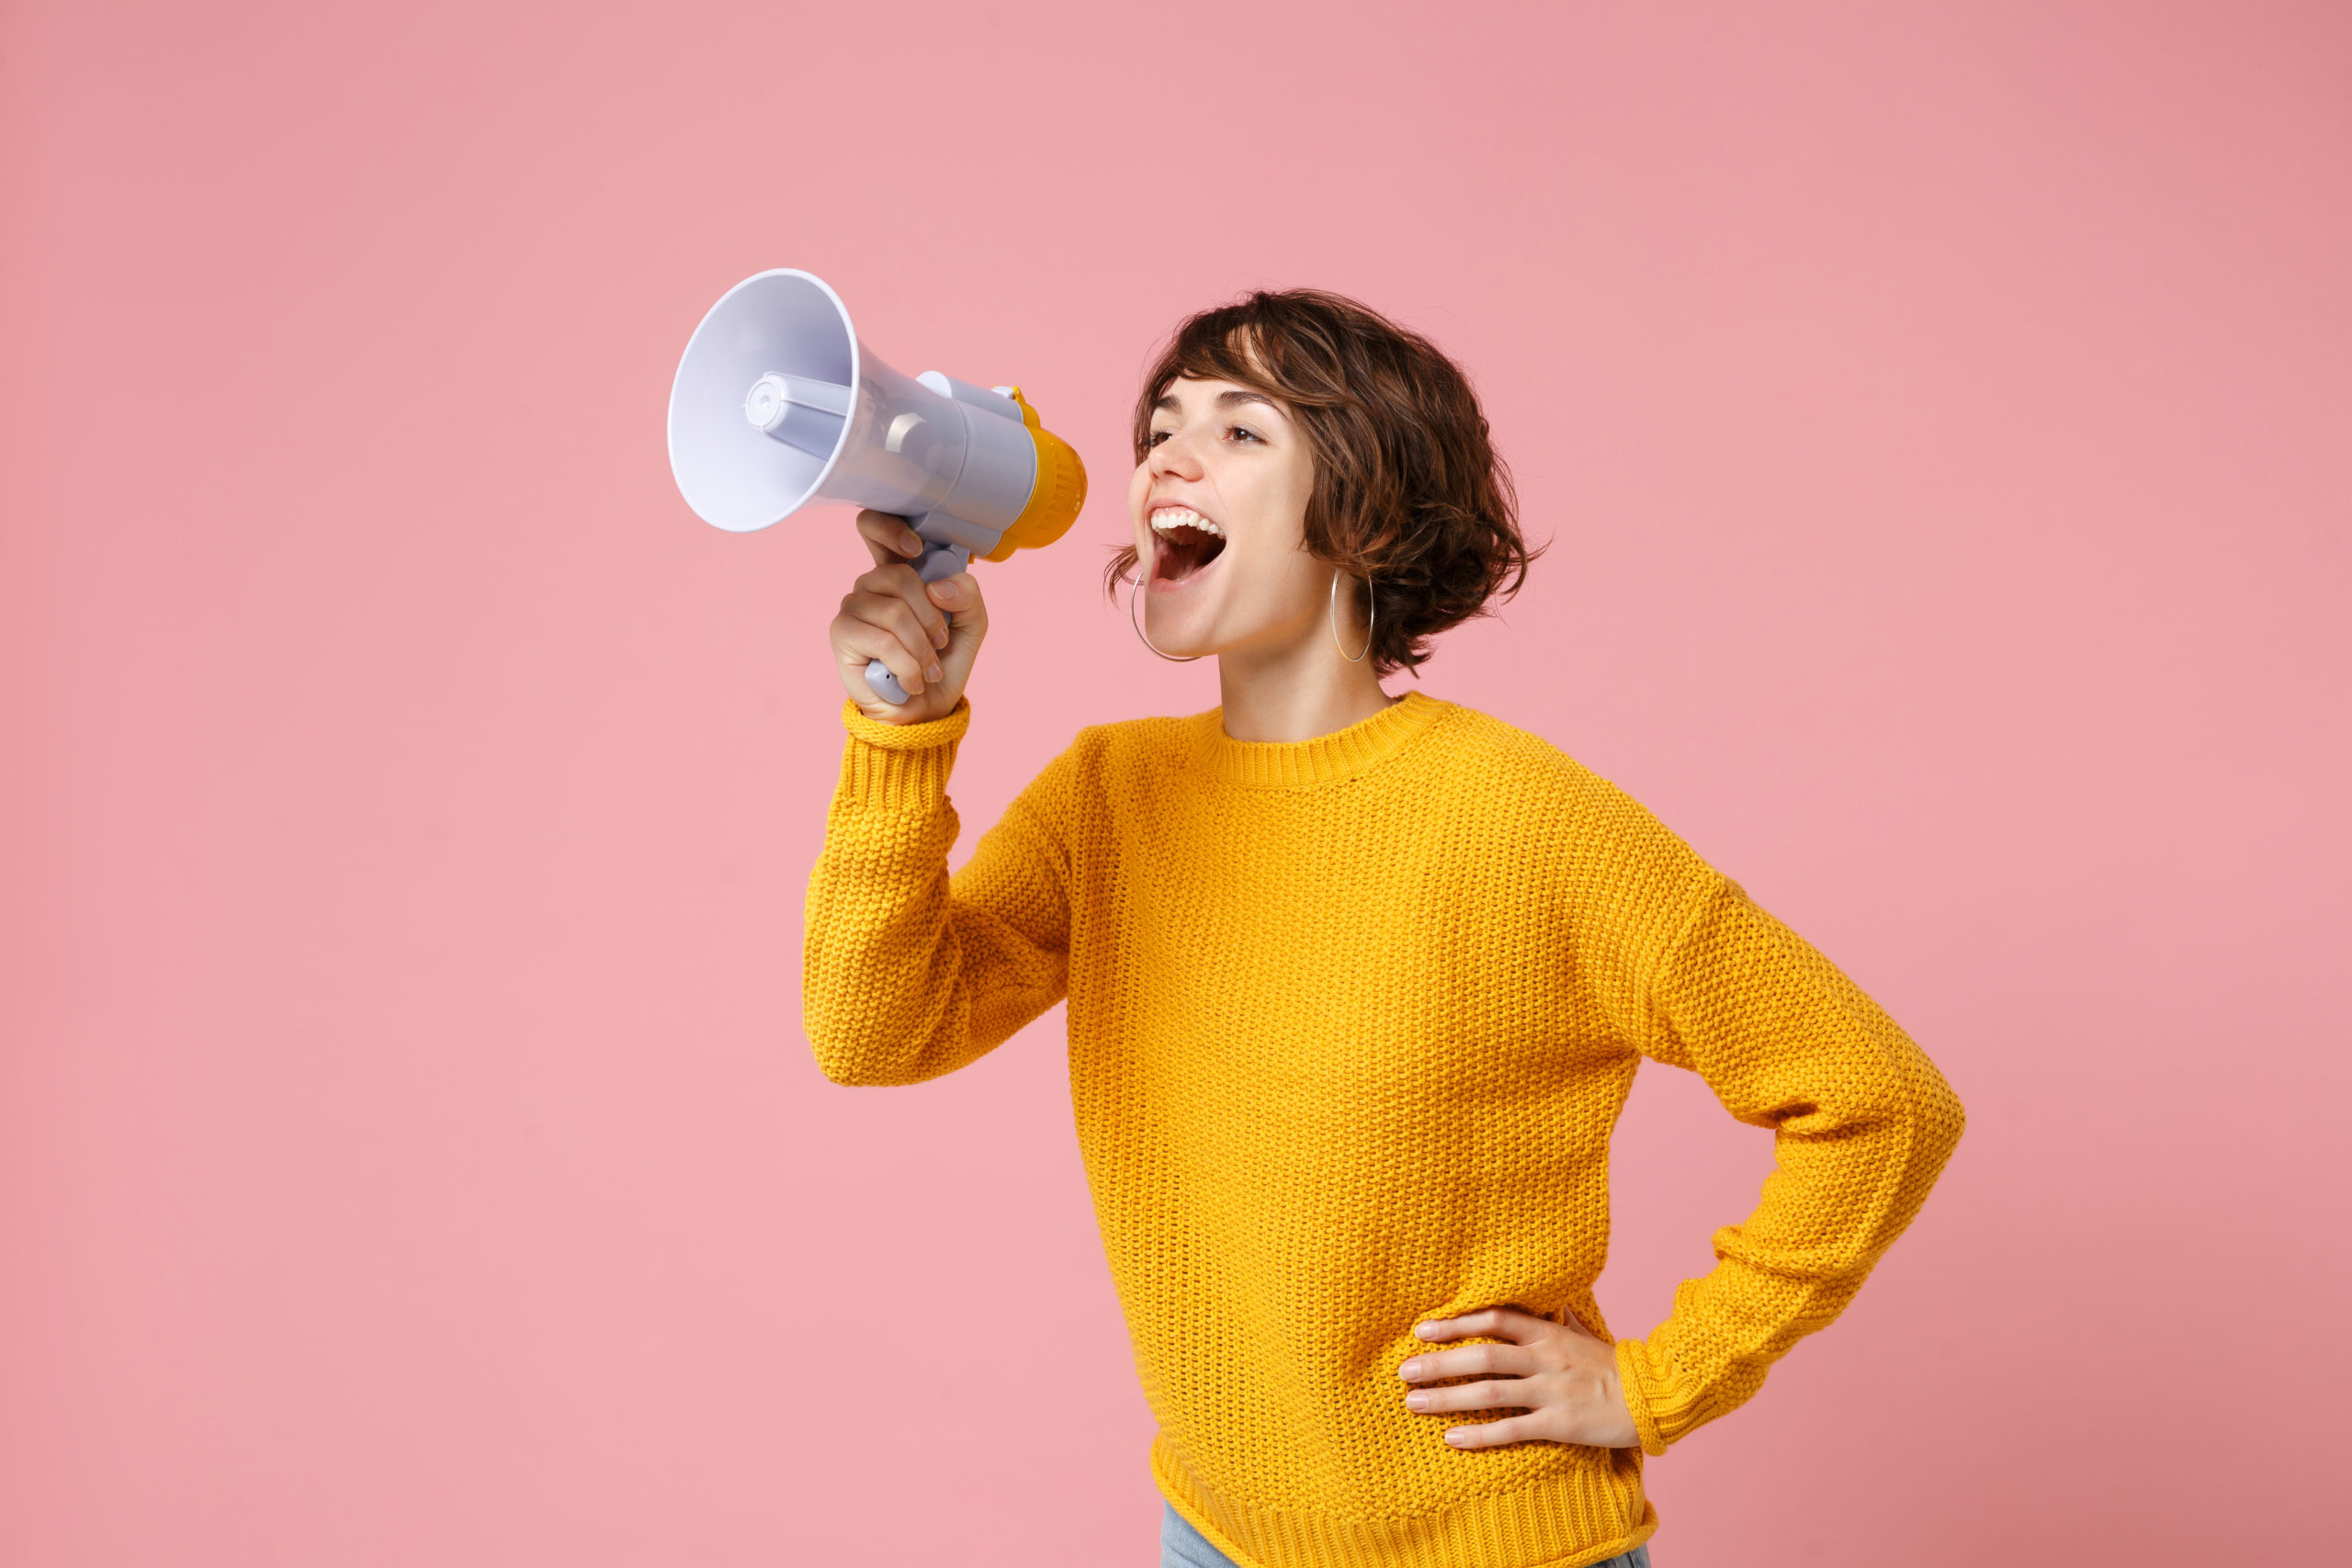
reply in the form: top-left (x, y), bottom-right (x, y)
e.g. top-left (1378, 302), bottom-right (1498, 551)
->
top-left (1397, 1306), bottom-right (1639, 1450)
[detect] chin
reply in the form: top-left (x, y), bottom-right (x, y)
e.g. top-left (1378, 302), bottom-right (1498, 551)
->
top-left (1142, 606), bottom-right (1224, 660)
top-left (1141, 562), bottom-right (1231, 659)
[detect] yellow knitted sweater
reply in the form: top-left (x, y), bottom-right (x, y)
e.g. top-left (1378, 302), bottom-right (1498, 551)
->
top-left (804, 692), bottom-right (1962, 1568)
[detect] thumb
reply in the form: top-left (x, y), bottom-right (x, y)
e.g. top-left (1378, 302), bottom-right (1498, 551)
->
top-left (930, 571), bottom-right (989, 679)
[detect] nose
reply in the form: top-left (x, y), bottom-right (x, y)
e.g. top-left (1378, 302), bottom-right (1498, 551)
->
top-left (1148, 428), bottom-right (1207, 481)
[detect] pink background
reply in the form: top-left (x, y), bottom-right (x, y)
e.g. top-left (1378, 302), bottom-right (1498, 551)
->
top-left (6, 2), bottom-right (2348, 1562)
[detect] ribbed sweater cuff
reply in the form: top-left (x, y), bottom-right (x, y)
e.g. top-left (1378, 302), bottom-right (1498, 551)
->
top-left (1615, 1337), bottom-right (1672, 1458)
top-left (838, 698), bottom-right (969, 811)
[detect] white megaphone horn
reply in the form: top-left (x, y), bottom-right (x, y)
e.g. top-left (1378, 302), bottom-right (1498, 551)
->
top-left (667, 269), bottom-right (1089, 705)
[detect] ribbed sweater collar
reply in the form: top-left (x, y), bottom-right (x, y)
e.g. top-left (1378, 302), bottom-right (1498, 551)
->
top-left (1184, 691), bottom-right (1452, 789)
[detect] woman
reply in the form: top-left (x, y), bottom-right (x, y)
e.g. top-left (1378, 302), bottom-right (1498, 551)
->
top-left (807, 290), bottom-right (1963, 1568)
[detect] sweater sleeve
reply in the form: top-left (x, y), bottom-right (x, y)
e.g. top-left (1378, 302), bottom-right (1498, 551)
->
top-left (802, 700), bottom-right (1071, 1087)
top-left (1611, 873), bottom-right (1965, 1455)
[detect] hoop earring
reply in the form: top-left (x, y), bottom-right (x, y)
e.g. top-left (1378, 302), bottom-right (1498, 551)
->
top-left (1129, 572), bottom-right (1202, 663)
top-left (1330, 570), bottom-right (1374, 663)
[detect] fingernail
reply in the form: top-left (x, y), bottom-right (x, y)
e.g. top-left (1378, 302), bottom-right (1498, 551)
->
top-left (1444, 1430), bottom-right (1468, 1447)
top-left (927, 663), bottom-right (943, 683)
top-left (932, 581), bottom-right (958, 602)
top-left (901, 533), bottom-right (922, 555)
top-left (1405, 1391), bottom-right (1430, 1411)
top-left (1398, 1359), bottom-right (1421, 1380)
top-left (1416, 1323), bottom-right (1442, 1340)
top-left (932, 628), bottom-right (949, 649)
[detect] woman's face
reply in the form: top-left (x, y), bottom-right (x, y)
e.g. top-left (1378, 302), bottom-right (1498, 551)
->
top-left (1127, 376), bottom-right (1329, 660)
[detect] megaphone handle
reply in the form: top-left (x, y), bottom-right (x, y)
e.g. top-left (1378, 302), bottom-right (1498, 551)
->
top-left (865, 537), bottom-right (971, 706)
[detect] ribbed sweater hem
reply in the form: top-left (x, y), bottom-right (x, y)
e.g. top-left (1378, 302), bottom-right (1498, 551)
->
top-left (1151, 1435), bottom-right (1658, 1568)
top-left (836, 698), bottom-right (967, 809)
top-left (1613, 1340), bottom-right (1670, 1458)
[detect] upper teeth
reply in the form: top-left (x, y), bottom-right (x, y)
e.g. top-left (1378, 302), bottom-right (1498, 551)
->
top-left (1151, 507), bottom-right (1223, 537)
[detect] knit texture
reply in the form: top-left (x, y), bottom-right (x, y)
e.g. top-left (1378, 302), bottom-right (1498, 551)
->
top-left (805, 693), bottom-right (1963, 1568)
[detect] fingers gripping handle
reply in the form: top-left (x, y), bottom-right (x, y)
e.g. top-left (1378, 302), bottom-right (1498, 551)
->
top-left (865, 538), bottom-right (971, 706)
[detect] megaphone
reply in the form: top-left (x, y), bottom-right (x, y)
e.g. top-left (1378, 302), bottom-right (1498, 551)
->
top-left (667, 269), bottom-right (1088, 705)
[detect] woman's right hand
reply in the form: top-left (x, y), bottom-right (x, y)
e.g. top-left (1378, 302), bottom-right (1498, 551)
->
top-left (830, 510), bottom-right (989, 724)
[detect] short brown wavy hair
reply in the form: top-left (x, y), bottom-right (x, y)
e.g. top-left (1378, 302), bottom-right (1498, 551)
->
top-left (1108, 288), bottom-right (1533, 677)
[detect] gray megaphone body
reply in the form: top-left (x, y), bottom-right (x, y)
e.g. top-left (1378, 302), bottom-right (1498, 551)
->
top-left (666, 269), bottom-right (1088, 705)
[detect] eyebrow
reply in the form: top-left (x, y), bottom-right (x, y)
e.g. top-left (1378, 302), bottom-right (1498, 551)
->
top-left (1152, 388), bottom-right (1284, 417)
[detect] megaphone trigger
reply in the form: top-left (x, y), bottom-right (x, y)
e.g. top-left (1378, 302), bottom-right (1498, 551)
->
top-left (667, 268), bottom-right (1088, 705)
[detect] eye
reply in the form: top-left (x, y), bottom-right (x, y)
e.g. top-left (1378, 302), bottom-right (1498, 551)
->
top-left (1226, 424), bottom-right (1264, 445)
top-left (1147, 429), bottom-right (1172, 447)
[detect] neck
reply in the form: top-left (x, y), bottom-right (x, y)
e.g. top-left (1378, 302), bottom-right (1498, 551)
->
top-left (1216, 598), bottom-right (1394, 743)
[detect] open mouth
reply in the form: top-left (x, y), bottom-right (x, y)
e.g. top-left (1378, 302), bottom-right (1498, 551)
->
top-left (1150, 505), bottom-right (1227, 584)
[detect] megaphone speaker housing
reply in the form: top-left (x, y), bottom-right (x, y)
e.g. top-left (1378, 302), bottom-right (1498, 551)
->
top-left (667, 270), bottom-right (1087, 701)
